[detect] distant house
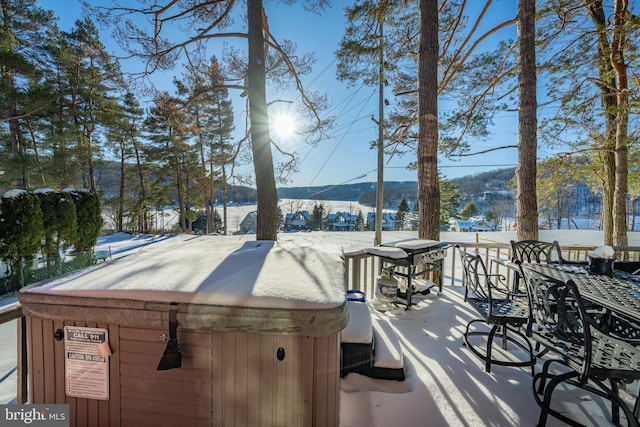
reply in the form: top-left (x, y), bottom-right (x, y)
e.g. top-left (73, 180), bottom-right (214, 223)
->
top-left (366, 212), bottom-right (396, 231)
top-left (449, 218), bottom-right (499, 232)
top-left (238, 211), bottom-right (257, 234)
top-left (327, 212), bottom-right (358, 231)
top-left (449, 219), bottom-right (473, 232)
top-left (284, 211), bottom-right (311, 230)
top-left (471, 219), bottom-right (497, 232)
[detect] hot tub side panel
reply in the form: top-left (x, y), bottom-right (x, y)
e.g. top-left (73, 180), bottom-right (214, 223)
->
top-left (26, 317), bottom-right (120, 427)
top-left (26, 316), bottom-right (341, 427)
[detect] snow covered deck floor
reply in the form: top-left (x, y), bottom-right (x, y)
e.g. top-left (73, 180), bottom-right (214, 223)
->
top-left (339, 285), bottom-right (639, 427)
top-left (3, 229), bottom-right (640, 426)
top-left (2, 277), bottom-right (639, 425)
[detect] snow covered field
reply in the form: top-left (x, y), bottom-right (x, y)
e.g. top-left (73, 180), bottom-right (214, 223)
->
top-left (132, 198), bottom-right (640, 232)
top-left (103, 199), bottom-right (396, 235)
top-left (103, 199), bottom-right (640, 253)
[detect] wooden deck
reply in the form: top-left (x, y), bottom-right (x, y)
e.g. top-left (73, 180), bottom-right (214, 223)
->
top-left (2, 238), bottom-right (640, 426)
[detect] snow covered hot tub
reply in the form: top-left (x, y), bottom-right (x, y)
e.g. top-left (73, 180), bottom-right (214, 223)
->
top-left (19, 236), bottom-right (348, 426)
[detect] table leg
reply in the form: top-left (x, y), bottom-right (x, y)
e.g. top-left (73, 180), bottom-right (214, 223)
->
top-left (406, 268), bottom-right (412, 310)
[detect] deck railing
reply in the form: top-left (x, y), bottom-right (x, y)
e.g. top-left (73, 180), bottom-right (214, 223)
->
top-left (0, 300), bottom-right (27, 404)
top-left (1, 239), bottom-right (639, 404)
top-left (344, 241), bottom-right (640, 299)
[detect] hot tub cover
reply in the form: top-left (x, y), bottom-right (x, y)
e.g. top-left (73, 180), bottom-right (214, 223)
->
top-left (19, 236), bottom-right (348, 336)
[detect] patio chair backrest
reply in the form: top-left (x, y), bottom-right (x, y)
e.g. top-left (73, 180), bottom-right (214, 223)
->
top-left (458, 250), bottom-right (491, 302)
top-left (523, 270), bottom-right (591, 380)
top-left (511, 240), bottom-right (564, 264)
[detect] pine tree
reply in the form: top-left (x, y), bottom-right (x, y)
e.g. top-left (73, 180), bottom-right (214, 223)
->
top-left (536, 1), bottom-right (637, 245)
top-left (485, 207), bottom-right (499, 231)
top-left (310, 203), bottom-right (326, 231)
top-left (395, 197), bottom-right (409, 231)
top-left (356, 210), bottom-right (365, 231)
top-left (144, 92), bottom-right (192, 232)
top-left (175, 55), bottom-right (235, 234)
top-left (439, 176), bottom-right (461, 229)
top-left (515, 0), bottom-right (538, 240)
top-left (88, 1), bottom-right (331, 240)
top-left (65, 18), bottom-right (124, 192)
top-left (459, 202), bottom-right (479, 220)
top-left (105, 92), bottom-right (147, 232)
top-left (39, 26), bottom-right (82, 189)
top-left (417, 0), bottom-right (440, 240)
top-left (0, 1), bottom-right (56, 189)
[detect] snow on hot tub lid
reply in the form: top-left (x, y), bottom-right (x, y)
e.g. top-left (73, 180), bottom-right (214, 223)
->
top-left (19, 235), bottom-right (346, 311)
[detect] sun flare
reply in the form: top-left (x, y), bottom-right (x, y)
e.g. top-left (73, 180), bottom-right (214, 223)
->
top-left (271, 111), bottom-right (298, 140)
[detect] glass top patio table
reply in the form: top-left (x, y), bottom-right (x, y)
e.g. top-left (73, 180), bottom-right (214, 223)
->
top-left (521, 263), bottom-right (640, 324)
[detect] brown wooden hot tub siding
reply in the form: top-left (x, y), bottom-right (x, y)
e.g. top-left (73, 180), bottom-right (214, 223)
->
top-left (26, 316), bottom-right (340, 427)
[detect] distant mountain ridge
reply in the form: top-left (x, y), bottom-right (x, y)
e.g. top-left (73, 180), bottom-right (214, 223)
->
top-left (94, 162), bottom-right (515, 210)
top-left (278, 167), bottom-right (517, 209)
top-left (277, 181), bottom-right (420, 208)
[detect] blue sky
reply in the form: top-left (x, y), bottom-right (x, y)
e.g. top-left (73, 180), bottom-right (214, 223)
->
top-left (39, 0), bottom-right (530, 189)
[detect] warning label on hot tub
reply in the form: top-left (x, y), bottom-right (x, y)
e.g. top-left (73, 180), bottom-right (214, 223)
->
top-left (64, 326), bottom-right (109, 400)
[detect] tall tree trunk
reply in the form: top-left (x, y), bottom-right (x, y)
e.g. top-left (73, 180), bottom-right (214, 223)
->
top-left (117, 137), bottom-right (126, 232)
top-left (6, 84), bottom-right (27, 189)
top-left (132, 142), bottom-right (148, 232)
top-left (184, 162), bottom-right (192, 232)
top-left (194, 111), bottom-right (214, 234)
top-left (133, 142), bottom-right (148, 232)
top-left (87, 136), bottom-right (96, 192)
top-left (587, 0), bottom-right (617, 246)
top-left (207, 179), bottom-right (214, 234)
top-left (1, 0), bottom-right (27, 189)
top-left (172, 146), bottom-right (186, 232)
top-left (86, 75), bottom-right (97, 192)
top-left (222, 166), bottom-right (228, 235)
top-left (208, 154), bottom-right (216, 234)
top-left (417, 0), bottom-right (440, 241)
top-left (374, 4), bottom-right (384, 246)
top-left (248, 0), bottom-right (278, 241)
top-left (26, 121), bottom-right (46, 187)
top-left (515, 0), bottom-right (538, 241)
top-left (611, 0), bottom-right (628, 246)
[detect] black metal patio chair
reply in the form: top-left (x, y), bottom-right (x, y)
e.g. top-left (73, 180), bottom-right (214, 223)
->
top-left (590, 305), bottom-right (640, 420)
top-left (523, 269), bottom-right (640, 427)
top-left (510, 239), bottom-right (569, 265)
top-left (510, 239), bottom-right (583, 293)
top-left (457, 247), bottom-right (535, 375)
